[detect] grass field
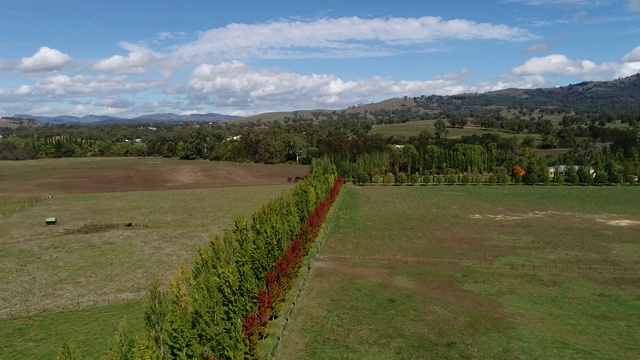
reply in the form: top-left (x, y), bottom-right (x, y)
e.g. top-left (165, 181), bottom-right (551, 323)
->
top-left (370, 120), bottom-right (538, 139)
top-left (0, 158), bottom-right (309, 359)
top-left (276, 186), bottom-right (640, 359)
top-left (0, 301), bottom-right (144, 360)
top-left (0, 186), bottom-right (292, 314)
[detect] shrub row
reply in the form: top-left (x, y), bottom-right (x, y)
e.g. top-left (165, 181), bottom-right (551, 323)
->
top-left (112, 158), bottom-right (343, 360)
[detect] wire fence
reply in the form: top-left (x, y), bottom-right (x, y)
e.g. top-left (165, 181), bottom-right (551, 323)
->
top-left (0, 291), bottom-right (146, 320)
top-left (317, 254), bottom-right (640, 276)
top-left (0, 195), bottom-right (48, 217)
top-left (3, 179), bottom-right (298, 198)
top-left (263, 190), bottom-right (341, 360)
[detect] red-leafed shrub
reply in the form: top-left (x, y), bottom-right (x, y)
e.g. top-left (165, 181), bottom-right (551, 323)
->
top-left (242, 314), bottom-right (259, 359)
top-left (257, 289), bottom-right (272, 338)
top-left (513, 164), bottom-right (527, 177)
top-left (241, 176), bottom-right (344, 354)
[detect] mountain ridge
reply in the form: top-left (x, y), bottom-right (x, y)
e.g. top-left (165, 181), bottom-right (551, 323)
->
top-left (9, 112), bottom-right (242, 125)
top-left (7, 73), bottom-right (640, 125)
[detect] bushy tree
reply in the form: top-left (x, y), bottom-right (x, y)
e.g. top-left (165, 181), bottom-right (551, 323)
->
top-left (487, 173), bottom-right (496, 185)
top-left (539, 170), bottom-right (550, 185)
top-left (383, 172), bottom-right (395, 185)
top-left (566, 166), bottom-right (579, 185)
top-left (525, 168), bottom-right (537, 185)
top-left (460, 173), bottom-right (471, 185)
top-left (498, 174), bottom-right (510, 185)
top-left (472, 174), bottom-right (483, 185)
top-left (396, 172), bottom-right (407, 185)
top-left (594, 170), bottom-right (608, 185)
top-left (513, 173), bottom-right (522, 184)
top-left (409, 173), bottom-right (421, 185)
top-left (578, 166), bottom-right (593, 185)
top-left (434, 119), bottom-right (448, 139)
top-left (446, 174), bottom-right (457, 185)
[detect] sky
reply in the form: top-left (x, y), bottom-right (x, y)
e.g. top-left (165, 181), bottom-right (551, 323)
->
top-left (0, 0), bottom-right (639, 118)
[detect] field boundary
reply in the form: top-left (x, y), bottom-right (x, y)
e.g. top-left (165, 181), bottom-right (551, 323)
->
top-left (262, 189), bottom-right (343, 360)
top-left (0, 195), bottom-right (48, 217)
top-left (319, 254), bottom-right (640, 276)
top-left (2, 181), bottom-right (294, 197)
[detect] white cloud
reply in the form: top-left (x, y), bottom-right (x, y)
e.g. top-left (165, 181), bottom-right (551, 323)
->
top-left (512, 49), bottom-right (640, 80)
top-left (180, 110), bottom-right (204, 115)
top-left (90, 16), bottom-right (534, 76)
top-left (490, 74), bottom-right (549, 90)
top-left (186, 61), bottom-right (550, 113)
top-left (629, 0), bottom-right (640, 12)
top-left (15, 85), bottom-right (32, 95)
top-left (614, 62), bottom-right (640, 78)
top-left (24, 73), bottom-right (160, 97)
top-left (173, 16), bottom-right (535, 59)
top-left (622, 46), bottom-right (640, 62)
top-left (512, 54), bottom-right (608, 77)
top-left (188, 61), bottom-right (359, 108)
top-left (16, 47), bottom-right (71, 73)
top-left (93, 43), bottom-right (163, 74)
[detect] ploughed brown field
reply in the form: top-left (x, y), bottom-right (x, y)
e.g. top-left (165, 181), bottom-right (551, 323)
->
top-left (0, 157), bottom-right (310, 195)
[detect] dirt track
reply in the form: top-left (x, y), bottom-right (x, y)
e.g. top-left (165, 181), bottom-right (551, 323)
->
top-left (0, 157), bottom-right (310, 195)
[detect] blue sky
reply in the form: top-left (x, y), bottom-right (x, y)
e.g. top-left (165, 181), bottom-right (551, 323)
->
top-left (1, 0), bottom-right (639, 118)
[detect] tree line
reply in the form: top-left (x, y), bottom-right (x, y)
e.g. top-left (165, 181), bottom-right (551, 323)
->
top-left (2, 110), bottom-right (640, 184)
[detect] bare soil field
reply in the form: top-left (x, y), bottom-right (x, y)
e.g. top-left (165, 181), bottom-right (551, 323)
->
top-left (0, 157), bottom-right (310, 195)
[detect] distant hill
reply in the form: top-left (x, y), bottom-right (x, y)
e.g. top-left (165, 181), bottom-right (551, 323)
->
top-left (0, 117), bottom-right (43, 129)
top-left (236, 74), bottom-right (640, 124)
top-left (416, 73), bottom-right (640, 113)
top-left (8, 112), bottom-right (241, 125)
top-left (7, 74), bottom-right (640, 127)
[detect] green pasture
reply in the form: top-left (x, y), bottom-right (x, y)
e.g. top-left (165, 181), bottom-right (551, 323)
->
top-left (0, 301), bottom-right (144, 360)
top-left (370, 120), bottom-right (538, 139)
top-left (277, 186), bottom-right (640, 359)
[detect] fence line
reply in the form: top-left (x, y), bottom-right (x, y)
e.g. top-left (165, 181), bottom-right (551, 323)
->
top-left (264, 190), bottom-right (341, 360)
top-left (3, 180), bottom-right (297, 198)
top-left (0, 290), bottom-right (146, 320)
top-left (0, 195), bottom-right (48, 217)
top-left (318, 254), bottom-right (639, 276)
